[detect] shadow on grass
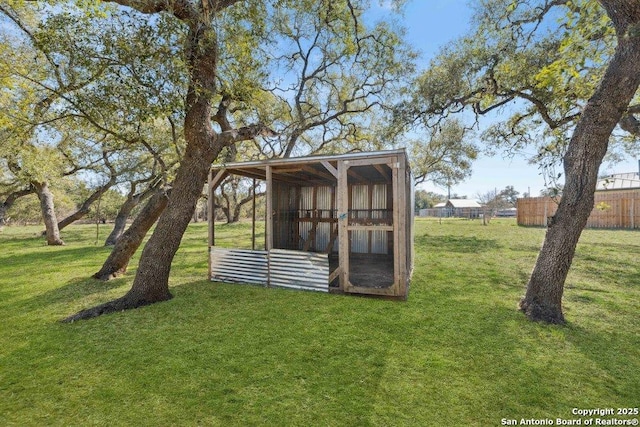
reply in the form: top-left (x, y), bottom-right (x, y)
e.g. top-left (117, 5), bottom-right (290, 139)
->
top-left (0, 246), bottom-right (111, 270)
top-left (24, 276), bottom-right (129, 311)
top-left (564, 323), bottom-right (640, 398)
top-left (416, 233), bottom-right (501, 253)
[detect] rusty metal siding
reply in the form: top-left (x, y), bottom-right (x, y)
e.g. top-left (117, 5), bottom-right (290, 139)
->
top-left (210, 248), bottom-right (268, 285)
top-left (269, 249), bottom-right (329, 292)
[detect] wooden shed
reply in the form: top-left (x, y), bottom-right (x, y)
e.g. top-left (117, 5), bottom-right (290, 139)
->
top-left (207, 149), bottom-right (414, 299)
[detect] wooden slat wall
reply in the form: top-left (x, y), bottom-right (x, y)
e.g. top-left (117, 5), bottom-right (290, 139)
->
top-left (517, 190), bottom-right (640, 229)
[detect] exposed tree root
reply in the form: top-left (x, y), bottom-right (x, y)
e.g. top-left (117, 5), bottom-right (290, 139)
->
top-left (518, 298), bottom-right (565, 325)
top-left (92, 269), bottom-right (125, 281)
top-left (61, 293), bottom-right (173, 323)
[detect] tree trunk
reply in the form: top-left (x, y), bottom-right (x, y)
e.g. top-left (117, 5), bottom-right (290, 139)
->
top-left (0, 204), bottom-right (6, 228)
top-left (57, 182), bottom-right (114, 231)
top-left (33, 181), bottom-right (64, 246)
top-left (0, 187), bottom-right (33, 226)
top-left (63, 21), bottom-right (221, 322)
top-left (520, 0), bottom-right (640, 323)
top-left (105, 199), bottom-right (136, 246)
top-left (62, 0), bottom-right (268, 322)
top-left (93, 189), bottom-right (169, 280)
top-left (104, 186), bottom-right (155, 246)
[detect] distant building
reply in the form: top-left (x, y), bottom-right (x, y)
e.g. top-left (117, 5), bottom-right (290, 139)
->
top-left (445, 199), bottom-right (482, 218)
top-left (418, 199), bottom-right (482, 218)
top-left (596, 172), bottom-right (640, 191)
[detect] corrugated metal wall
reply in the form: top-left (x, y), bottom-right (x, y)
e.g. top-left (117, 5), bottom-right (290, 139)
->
top-left (269, 249), bottom-right (329, 292)
top-left (210, 248), bottom-right (328, 293)
top-left (350, 184), bottom-right (389, 254)
top-left (371, 184), bottom-right (388, 254)
top-left (351, 185), bottom-right (369, 253)
top-left (298, 186), bottom-right (314, 250)
top-left (210, 248), bottom-right (268, 285)
top-left (270, 183), bottom-right (391, 255)
top-left (315, 186), bottom-right (334, 252)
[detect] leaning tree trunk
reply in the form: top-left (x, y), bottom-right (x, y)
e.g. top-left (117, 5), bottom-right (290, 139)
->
top-left (0, 187), bottom-right (34, 226)
top-left (93, 189), bottom-right (169, 280)
top-left (33, 181), bottom-right (64, 246)
top-left (63, 20), bottom-right (223, 322)
top-left (519, 0), bottom-right (640, 323)
top-left (57, 181), bottom-right (115, 231)
top-left (62, 0), bottom-right (269, 322)
top-left (0, 204), bottom-right (6, 228)
top-left (104, 197), bottom-right (137, 246)
top-left (104, 184), bottom-right (157, 246)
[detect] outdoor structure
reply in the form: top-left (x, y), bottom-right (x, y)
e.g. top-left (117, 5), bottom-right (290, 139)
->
top-left (445, 199), bottom-right (482, 218)
top-left (419, 199), bottom-right (482, 218)
top-left (517, 170), bottom-right (640, 229)
top-left (207, 149), bottom-right (414, 299)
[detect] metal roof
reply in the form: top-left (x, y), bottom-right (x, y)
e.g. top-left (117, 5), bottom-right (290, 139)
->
top-left (213, 149), bottom-right (407, 169)
top-left (446, 199), bottom-right (482, 208)
top-left (211, 149), bottom-right (409, 186)
top-left (596, 173), bottom-right (640, 191)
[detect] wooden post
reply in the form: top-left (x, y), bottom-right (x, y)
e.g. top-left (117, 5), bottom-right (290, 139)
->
top-left (265, 165), bottom-right (273, 251)
top-left (208, 170), bottom-right (214, 247)
top-left (392, 157), bottom-right (402, 296)
top-left (396, 155), bottom-right (408, 297)
top-left (207, 169), bottom-right (214, 281)
top-left (252, 178), bottom-right (256, 250)
top-left (337, 160), bottom-right (349, 291)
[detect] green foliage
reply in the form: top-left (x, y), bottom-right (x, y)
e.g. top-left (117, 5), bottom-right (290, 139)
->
top-left (409, 119), bottom-right (478, 187)
top-left (414, 189), bottom-right (446, 210)
top-left (0, 220), bottom-right (638, 425)
top-left (6, 180), bottom-right (77, 224)
top-left (405, 0), bottom-right (638, 180)
top-left (260, 0), bottom-right (417, 157)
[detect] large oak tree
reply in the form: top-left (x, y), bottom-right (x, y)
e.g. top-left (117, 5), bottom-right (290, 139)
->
top-left (63, 0), bottom-right (272, 321)
top-left (405, 0), bottom-right (639, 323)
top-left (520, 0), bottom-right (640, 323)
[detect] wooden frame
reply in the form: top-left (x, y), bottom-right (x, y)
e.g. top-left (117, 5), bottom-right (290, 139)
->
top-left (208, 149), bottom-right (414, 299)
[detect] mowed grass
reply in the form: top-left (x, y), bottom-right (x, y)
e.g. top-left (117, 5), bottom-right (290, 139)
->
top-left (0, 219), bottom-right (638, 426)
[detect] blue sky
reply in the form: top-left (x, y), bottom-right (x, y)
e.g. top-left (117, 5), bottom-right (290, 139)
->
top-left (377, 0), bottom-right (639, 199)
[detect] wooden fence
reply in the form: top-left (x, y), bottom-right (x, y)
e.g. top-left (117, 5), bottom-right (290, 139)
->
top-left (517, 190), bottom-right (640, 229)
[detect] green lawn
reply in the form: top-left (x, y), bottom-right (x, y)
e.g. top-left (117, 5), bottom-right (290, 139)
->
top-left (0, 219), bottom-right (638, 426)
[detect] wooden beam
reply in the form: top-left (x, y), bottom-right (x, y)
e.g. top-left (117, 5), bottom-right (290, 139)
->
top-left (328, 266), bottom-right (342, 284)
top-left (265, 165), bottom-right (273, 251)
top-left (271, 174), bottom-right (305, 185)
top-left (343, 156), bottom-right (396, 168)
top-left (226, 168), bottom-right (266, 181)
top-left (301, 164), bottom-right (336, 182)
top-left (337, 160), bottom-right (349, 291)
top-left (321, 160), bottom-right (339, 179)
top-left (373, 164), bottom-right (391, 182)
top-left (209, 169), bottom-right (229, 191)
top-left (347, 225), bottom-right (394, 231)
top-left (347, 168), bottom-right (367, 184)
top-left (252, 178), bottom-right (256, 251)
top-left (208, 169), bottom-right (215, 248)
top-left (391, 158), bottom-right (401, 297)
top-left (207, 169), bottom-right (214, 281)
top-left (272, 166), bottom-right (303, 173)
